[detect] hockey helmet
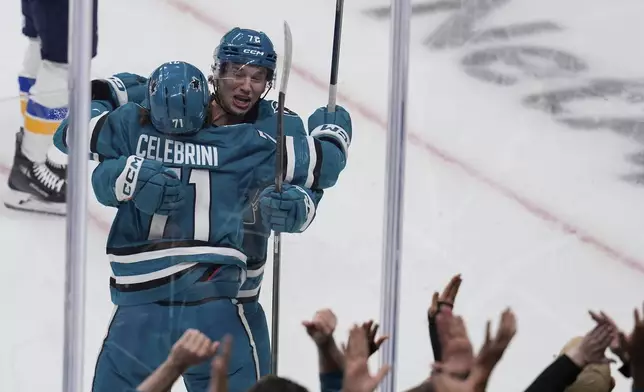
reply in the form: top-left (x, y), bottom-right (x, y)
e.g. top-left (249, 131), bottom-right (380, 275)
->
top-left (212, 27), bottom-right (277, 83)
top-left (147, 61), bottom-right (210, 135)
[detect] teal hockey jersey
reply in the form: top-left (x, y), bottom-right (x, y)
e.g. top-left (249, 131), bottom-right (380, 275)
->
top-left (88, 74), bottom-right (352, 304)
top-left (53, 101), bottom-right (347, 305)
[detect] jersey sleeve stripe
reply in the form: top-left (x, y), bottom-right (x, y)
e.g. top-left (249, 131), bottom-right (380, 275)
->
top-left (284, 136), bottom-right (295, 183)
top-left (311, 138), bottom-right (323, 189)
top-left (107, 245), bottom-right (247, 264)
top-left (246, 264), bottom-right (265, 278)
top-left (304, 136), bottom-right (317, 188)
top-left (108, 239), bottom-right (215, 255)
top-left (109, 263), bottom-right (201, 293)
top-left (89, 111), bottom-right (109, 155)
top-left (237, 286), bottom-right (261, 299)
top-left (236, 262), bottom-right (266, 301)
top-left (111, 262), bottom-right (198, 285)
top-left (148, 214), bottom-right (169, 240)
top-left (295, 186), bottom-right (316, 232)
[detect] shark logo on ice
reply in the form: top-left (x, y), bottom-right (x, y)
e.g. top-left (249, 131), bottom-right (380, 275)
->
top-left (364, 0), bottom-right (644, 185)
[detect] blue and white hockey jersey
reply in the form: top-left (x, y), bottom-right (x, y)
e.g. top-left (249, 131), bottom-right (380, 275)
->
top-left (53, 101), bottom-right (347, 305)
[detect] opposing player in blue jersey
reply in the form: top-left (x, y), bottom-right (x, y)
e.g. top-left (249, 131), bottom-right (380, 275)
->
top-left (5, 0), bottom-right (98, 215)
top-left (54, 59), bottom-right (351, 391)
top-left (85, 27), bottom-right (353, 382)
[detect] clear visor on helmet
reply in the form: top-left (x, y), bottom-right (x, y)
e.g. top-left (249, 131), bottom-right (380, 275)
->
top-left (210, 47), bottom-right (275, 88)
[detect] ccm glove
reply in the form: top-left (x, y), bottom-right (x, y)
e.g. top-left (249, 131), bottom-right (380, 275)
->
top-left (307, 105), bottom-right (352, 157)
top-left (115, 156), bottom-right (186, 215)
top-left (91, 73), bottom-right (148, 109)
top-left (259, 184), bottom-right (316, 233)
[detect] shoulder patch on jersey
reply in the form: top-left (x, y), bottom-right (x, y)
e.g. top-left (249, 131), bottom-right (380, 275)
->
top-left (270, 100), bottom-right (298, 117)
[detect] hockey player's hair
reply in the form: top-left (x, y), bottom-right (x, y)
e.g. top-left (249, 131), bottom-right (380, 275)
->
top-left (139, 106), bottom-right (151, 126)
top-left (248, 375), bottom-right (309, 392)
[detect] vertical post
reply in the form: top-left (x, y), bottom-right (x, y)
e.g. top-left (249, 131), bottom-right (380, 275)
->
top-left (379, 0), bottom-right (411, 391)
top-left (63, 0), bottom-right (93, 390)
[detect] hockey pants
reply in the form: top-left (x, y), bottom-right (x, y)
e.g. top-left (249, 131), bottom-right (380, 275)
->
top-left (241, 300), bottom-right (271, 377)
top-left (21, 0), bottom-right (98, 63)
top-left (91, 298), bottom-right (262, 392)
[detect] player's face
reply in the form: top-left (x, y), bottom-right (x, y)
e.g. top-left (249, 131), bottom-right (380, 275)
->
top-left (218, 63), bottom-right (268, 115)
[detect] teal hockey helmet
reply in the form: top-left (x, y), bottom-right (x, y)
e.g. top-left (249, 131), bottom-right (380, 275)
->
top-left (212, 27), bottom-right (277, 84)
top-left (147, 61), bottom-right (210, 135)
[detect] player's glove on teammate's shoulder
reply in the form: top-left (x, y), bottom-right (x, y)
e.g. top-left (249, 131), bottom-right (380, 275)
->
top-left (115, 156), bottom-right (186, 216)
top-left (91, 73), bottom-right (148, 109)
top-left (307, 104), bottom-right (352, 156)
top-left (259, 184), bottom-right (316, 233)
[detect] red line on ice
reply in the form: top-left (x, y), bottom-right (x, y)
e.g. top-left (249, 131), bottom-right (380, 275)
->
top-left (164, 0), bottom-right (644, 274)
top-left (1, 0), bottom-right (641, 275)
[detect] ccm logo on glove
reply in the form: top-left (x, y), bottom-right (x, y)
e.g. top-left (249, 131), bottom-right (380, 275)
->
top-left (310, 124), bottom-right (351, 157)
top-left (116, 156), bottom-right (144, 201)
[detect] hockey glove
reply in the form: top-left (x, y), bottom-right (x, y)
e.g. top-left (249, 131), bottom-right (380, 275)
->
top-left (307, 105), bottom-right (352, 157)
top-left (259, 184), bottom-right (316, 233)
top-left (91, 73), bottom-right (148, 109)
top-left (115, 156), bottom-right (186, 216)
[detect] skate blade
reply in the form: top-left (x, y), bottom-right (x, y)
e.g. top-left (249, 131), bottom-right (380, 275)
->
top-left (3, 188), bottom-right (66, 216)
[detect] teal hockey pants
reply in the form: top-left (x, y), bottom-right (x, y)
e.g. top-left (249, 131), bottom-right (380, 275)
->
top-left (91, 298), bottom-right (263, 392)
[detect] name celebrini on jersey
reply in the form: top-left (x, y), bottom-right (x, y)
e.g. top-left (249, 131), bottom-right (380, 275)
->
top-left (135, 133), bottom-right (219, 167)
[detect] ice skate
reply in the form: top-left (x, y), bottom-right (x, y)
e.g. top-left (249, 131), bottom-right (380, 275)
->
top-left (4, 130), bottom-right (66, 216)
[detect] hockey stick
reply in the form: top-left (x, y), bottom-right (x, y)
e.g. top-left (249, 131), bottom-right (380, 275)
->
top-left (327, 0), bottom-right (345, 112)
top-left (271, 20), bottom-right (293, 375)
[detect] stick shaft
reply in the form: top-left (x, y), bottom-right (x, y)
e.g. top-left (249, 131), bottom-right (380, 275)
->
top-left (327, 0), bottom-right (344, 111)
top-left (270, 89), bottom-right (286, 375)
top-left (270, 21), bottom-right (293, 375)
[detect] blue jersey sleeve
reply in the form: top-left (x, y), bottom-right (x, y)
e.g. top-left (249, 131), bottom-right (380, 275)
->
top-left (281, 111), bottom-right (325, 208)
top-left (53, 99), bottom-right (113, 155)
top-left (278, 109), bottom-right (347, 191)
top-left (283, 112), bottom-right (307, 137)
top-left (91, 157), bottom-right (129, 207)
top-left (54, 102), bottom-right (141, 160)
top-left (256, 103), bottom-right (327, 201)
top-left (52, 98), bottom-right (145, 209)
top-left (283, 133), bottom-right (346, 189)
top-left (249, 129), bottom-right (345, 190)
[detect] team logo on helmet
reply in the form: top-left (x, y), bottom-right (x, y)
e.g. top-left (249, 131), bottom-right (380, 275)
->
top-left (149, 79), bottom-right (158, 96)
top-left (190, 76), bottom-right (202, 92)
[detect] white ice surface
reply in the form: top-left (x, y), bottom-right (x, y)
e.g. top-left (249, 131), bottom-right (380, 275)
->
top-left (1, 0), bottom-right (643, 391)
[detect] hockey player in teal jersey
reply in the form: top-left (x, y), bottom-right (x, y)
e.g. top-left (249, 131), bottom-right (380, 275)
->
top-left (206, 27), bottom-right (352, 379)
top-left (84, 27), bottom-right (353, 382)
top-left (53, 60), bottom-right (350, 392)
